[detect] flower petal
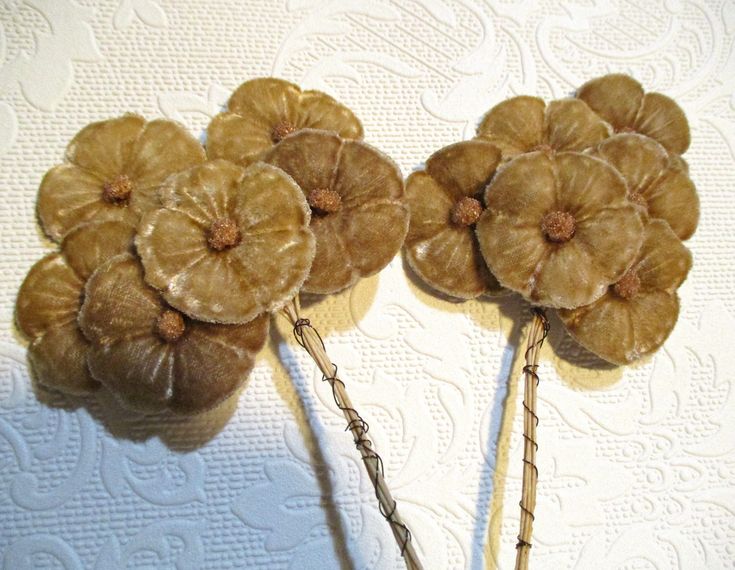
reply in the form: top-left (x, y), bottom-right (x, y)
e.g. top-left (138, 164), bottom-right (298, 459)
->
top-left (170, 315), bottom-right (269, 414)
top-left (206, 111), bottom-right (274, 167)
top-left (334, 139), bottom-right (404, 210)
top-left (592, 133), bottom-right (669, 196)
top-left (645, 161), bottom-right (699, 240)
top-left (302, 215), bottom-right (354, 294)
top-left (227, 77), bottom-right (301, 124)
top-left (65, 114), bottom-right (145, 179)
top-left (298, 90), bottom-right (363, 139)
top-left (28, 322), bottom-right (98, 395)
top-left (126, 119), bottom-right (205, 192)
top-left (405, 171), bottom-right (454, 244)
top-left (633, 92), bottom-right (690, 154)
top-left (16, 254), bottom-right (83, 339)
top-left (483, 152), bottom-right (557, 218)
top-left (62, 220), bottom-right (135, 280)
top-left (37, 163), bottom-right (135, 241)
top-left (634, 220), bottom-right (692, 292)
top-left (476, 96), bottom-right (545, 159)
top-left (425, 140), bottom-right (501, 200)
top-left (545, 98), bottom-right (610, 152)
top-left (576, 74), bottom-right (644, 132)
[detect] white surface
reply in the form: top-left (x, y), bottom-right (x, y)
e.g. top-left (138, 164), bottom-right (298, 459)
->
top-left (2, 1), bottom-right (735, 568)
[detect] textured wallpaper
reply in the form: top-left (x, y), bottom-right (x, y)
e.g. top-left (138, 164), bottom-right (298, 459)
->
top-left (1, 1), bottom-right (734, 568)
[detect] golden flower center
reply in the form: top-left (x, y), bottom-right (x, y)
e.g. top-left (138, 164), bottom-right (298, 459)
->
top-left (629, 191), bottom-right (648, 209)
top-left (541, 210), bottom-right (576, 243)
top-left (451, 197), bottom-right (483, 227)
top-left (156, 309), bottom-right (185, 343)
top-left (102, 174), bottom-right (133, 204)
top-left (308, 188), bottom-right (342, 215)
top-left (207, 218), bottom-right (241, 251)
top-left (613, 270), bottom-right (641, 300)
top-left (271, 120), bottom-right (297, 143)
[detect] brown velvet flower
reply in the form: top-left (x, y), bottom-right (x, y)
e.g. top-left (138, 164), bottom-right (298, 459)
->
top-left (559, 220), bottom-right (692, 364)
top-left (264, 129), bottom-right (408, 295)
top-left (404, 140), bottom-right (504, 299)
top-left (206, 78), bottom-right (363, 167)
top-left (577, 74), bottom-right (690, 155)
top-left (79, 254), bottom-right (269, 414)
top-left (591, 133), bottom-right (699, 240)
top-left (475, 96), bottom-right (610, 161)
top-left (136, 160), bottom-right (315, 323)
top-left (38, 115), bottom-right (205, 241)
top-left (476, 151), bottom-right (644, 309)
top-left (15, 220), bottom-right (135, 395)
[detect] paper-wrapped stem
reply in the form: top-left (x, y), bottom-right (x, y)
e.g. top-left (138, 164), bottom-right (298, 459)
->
top-left (515, 308), bottom-right (550, 570)
top-left (281, 296), bottom-right (424, 570)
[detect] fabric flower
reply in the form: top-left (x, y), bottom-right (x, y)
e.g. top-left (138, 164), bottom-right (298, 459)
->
top-left (591, 133), bottom-right (699, 240)
top-left (475, 96), bottom-right (610, 161)
top-left (15, 220), bottom-right (134, 395)
top-left (559, 220), bottom-right (692, 364)
top-left (577, 74), bottom-right (690, 155)
top-left (206, 78), bottom-right (363, 167)
top-left (264, 129), bottom-right (408, 294)
top-left (476, 151), bottom-right (644, 309)
top-left (38, 114), bottom-right (205, 241)
top-left (79, 254), bottom-right (269, 414)
top-left (136, 160), bottom-right (315, 324)
top-left (404, 140), bottom-right (504, 299)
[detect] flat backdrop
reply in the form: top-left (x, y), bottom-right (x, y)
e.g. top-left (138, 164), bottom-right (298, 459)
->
top-left (1, 1), bottom-right (734, 568)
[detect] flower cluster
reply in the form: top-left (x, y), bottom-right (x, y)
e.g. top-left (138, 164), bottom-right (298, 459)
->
top-left (406, 74), bottom-right (698, 365)
top-left (17, 78), bottom-right (408, 412)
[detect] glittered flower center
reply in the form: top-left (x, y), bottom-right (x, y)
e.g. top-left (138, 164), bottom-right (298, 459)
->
top-left (207, 218), bottom-right (241, 251)
top-left (156, 309), bottom-right (185, 343)
top-left (629, 191), bottom-right (648, 209)
top-left (613, 270), bottom-right (641, 300)
top-left (271, 121), bottom-right (297, 143)
top-left (541, 211), bottom-right (576, 243)
top-left (451, 197), bottom-right (483, 227)
top-left (308, 188), bottom-right (342, 215)
top-left (102, 174), bottom-right (133, 204)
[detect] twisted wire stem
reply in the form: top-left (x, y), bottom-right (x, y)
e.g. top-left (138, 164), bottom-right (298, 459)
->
top-left (515, 308), bottom-right (550, 570)
top-left (281, 297), bottom-right (424, 570)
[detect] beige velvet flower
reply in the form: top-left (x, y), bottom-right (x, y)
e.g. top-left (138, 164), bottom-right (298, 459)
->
top-left (15, 220), bottom-right (135, 395)
top-left (475, 96), bottom-right (610, 161)
top-left (38, 114), bottom-right (206, 242)
top-left (577, 74), bottom-right (690, 155)
top-left (559, 220), bottom-right (692, 364)
top-left (264, 129), bottom-right (408, 295)
top-left (404, 140), bottom-right (504, 299)
top-left (591, 133), bottom-right (699, 240)
top-left (206, 78), bottom-right (363, 167)
top-left (476, 151), bottom-right (644, 309)
top-left (136, 160), bottom-right (315, 323)
top-left (79, 254), bottom-right (269, 414)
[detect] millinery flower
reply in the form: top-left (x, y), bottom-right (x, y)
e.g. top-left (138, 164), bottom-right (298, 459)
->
top-left (475, 96), bottom-right (610, 161)
top-left (577, 74), bottom-right (690, 155)
top-left (476, 151), bottom-right (644, 309)
top-left (38, 114), bottom-right (205, 241)
top-left (559, 220), bottom-right (692, 364)
top-left (15, 220), bottom-right (134, 395)
top-left (79, 254), bottom-right (269, 414)
top-left (404, 139), bottom-right (504, 299)
top-left (206, 78), bottom-right (363, 167)
top-left (591, 133), bottom-right (699, 240)
top-left (136, 160), bottom-right (315, 323)
top-left (264, 129), bottom-right (408, 295)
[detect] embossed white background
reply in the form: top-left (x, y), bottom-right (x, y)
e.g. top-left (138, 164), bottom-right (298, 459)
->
top-left (1, 1), bottom-right (734, 568)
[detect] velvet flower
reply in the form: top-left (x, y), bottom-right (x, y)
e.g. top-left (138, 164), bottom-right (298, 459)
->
top-left (15, 220), bottom-right (134, 395)
top-left (79, 254), bottom-right (269, 414)
top-left (559, 220), bottom-right (692, 364)
top-left (577, 74), bottom-right (690, 155)
top-left (404, 140), bottom-right (504, 299)
top-left (264, 129), bottom-right (409, 294)
top-left (476, 151), bottom-right (644, 309)
top-left (591, 133), bottom-right (699, 240)
top-left (136, 160), bottom-right (315, 324)
top-left (475, 96), bottom-right (610, 161)
top-left (38, 114), bottom-right (205, 241)
top-left (206, 78), bottom-right (363, 167)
